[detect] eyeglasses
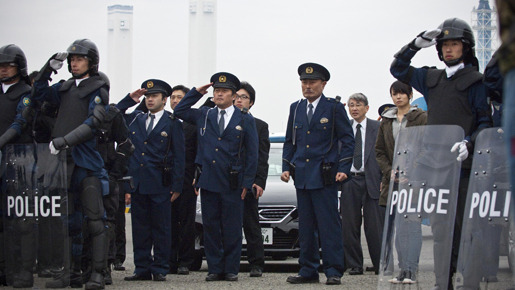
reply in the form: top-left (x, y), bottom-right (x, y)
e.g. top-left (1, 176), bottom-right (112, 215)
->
top-left (236, 95), bottom-right (250, 100)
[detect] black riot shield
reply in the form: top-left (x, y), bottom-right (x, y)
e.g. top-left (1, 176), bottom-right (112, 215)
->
top-left (456, 127), bottom-right (514, 289)
top-left (377, 125), bottom-right (464, 289)
top-left (1, 143), bottom-right (67, 287)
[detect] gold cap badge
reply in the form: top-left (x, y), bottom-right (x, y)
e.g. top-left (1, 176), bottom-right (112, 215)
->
top-left (444, 30), bottom-right (449, 35)
top-left (306, 67), bottom-right (313, 74)
top-left (219, 75), bottom-right (227, 83)
top-left (71, 46), bottom-right (76, 51)
top-left (147, 81), bottom-right (154, 88)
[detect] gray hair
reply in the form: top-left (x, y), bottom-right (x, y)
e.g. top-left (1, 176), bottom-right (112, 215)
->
top-left (347, 93), bottom-right (368, 106)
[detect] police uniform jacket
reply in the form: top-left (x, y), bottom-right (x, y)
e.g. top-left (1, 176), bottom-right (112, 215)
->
top-left (117, 95), bottom-right (185, 195)
top-left (33, 70), bottom-right (109, 172)
top-left (174, 89), bottom-right (258, 192)
top-left (282, 95), bottom-right (354, 190)
top-left (0, 80), bottom-right (33, 144)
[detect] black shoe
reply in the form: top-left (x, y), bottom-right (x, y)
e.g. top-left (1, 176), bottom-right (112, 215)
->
top-left (0, 271), bottom-right (6, 286)
top-left (104, 270), bottom-right (113, 285)
top-left (46, 271), bottom-right (83, 288)
top-left (205, 273), bottom-right (223, 281)
top-left (85, 271), bottom-right (105, 290)
top-left (13, 270), bottom-right (34, 288)
top-left (177, 266), bottom-right (189, 275)
top-left (124, 273), bottom-right (152, 281)
top-left (153, 273), bottom-right (167, 281)
top-left (348, 267), bottom-right (364, 275)
top-left (225, 273), bottom-right (238, 281)
top-left (38, 268), bottom-right (54, 278)
top-left (113, 262), bottom-right (125, 271)
top-left (366, 266), bottom-right (376, 272)
top-left (250, 267), bottom-right (263, 277)
top-left (286, 275), bottom-right (319, 284)
top-left (326, 276), bottom-right (341, 285)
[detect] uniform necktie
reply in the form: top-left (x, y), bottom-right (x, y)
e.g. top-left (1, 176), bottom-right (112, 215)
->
top-left (147, 114), bottom-right (155, 136)
top-left (307, 103), bottom-right (314, 124)
top-left (219, 110), bottom-right (226, 135)
top-left (353, 124), bottom-right (363, 170)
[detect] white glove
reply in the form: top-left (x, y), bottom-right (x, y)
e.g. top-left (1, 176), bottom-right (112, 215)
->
top-left (49, 141), bottom-right (60, 155)
top-left (451, 140), bottom-right (469, 162)
top-left (49, 52), bottom-right (68, 71)
top-left (413, 29), bottom-right (441, 49)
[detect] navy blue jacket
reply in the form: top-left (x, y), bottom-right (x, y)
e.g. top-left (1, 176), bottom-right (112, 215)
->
top-left (282, 95), bottom-right (354, 190)
top-left (117, 95), bottom-right (185, 194)
top-left (174, 89), bottom-right (258, 192)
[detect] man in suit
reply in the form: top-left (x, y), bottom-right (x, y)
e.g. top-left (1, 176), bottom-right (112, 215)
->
top-left (168, 85), bottom-right (198, 275)
top-left (341, 93), bottom-right (384, 276)
top-left (234, 81), bottom-right (270, 277)
top-left (281, 63), bottom-right (354, 285)
top-left (174, 72), bottom-right (258, 282)
top-left (117, 79), bottom-right (185, 282)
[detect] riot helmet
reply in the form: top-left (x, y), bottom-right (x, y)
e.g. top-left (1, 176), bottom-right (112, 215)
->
top-left (66, 39), bottom-right (99, 78)
top-left (436, 18), bottom-right (478, 67)
top-left (0, 44), bottom-right (28, 83)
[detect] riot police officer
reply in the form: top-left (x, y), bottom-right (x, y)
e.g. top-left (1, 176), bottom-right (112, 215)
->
top-left (390, 18), bottom-right (492, 289)
top-left (0, 44), bottom-right (35, 288)
top-left (32, 39), bottom-right (110, 289)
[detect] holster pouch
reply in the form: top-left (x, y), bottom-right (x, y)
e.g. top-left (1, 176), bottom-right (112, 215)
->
top-left (321, 162), bottom-right (335, 186)
top-left (229, 165), bottom-right (240, 190)
top-left (162, 167), bottom-right (171, 187)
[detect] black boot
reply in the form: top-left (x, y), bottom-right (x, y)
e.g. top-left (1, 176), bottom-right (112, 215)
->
top-left (85, 271), bottom-right (104, 290)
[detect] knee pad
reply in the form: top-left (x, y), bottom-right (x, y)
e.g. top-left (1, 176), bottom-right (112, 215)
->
top-left (80, 176), bottom-right (104, 220)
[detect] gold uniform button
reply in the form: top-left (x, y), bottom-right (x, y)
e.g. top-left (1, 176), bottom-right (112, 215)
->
top-left (307, 131), bottom-right (311, 134)
top-left (215, 148), bottom-right (219, 152)
top-left (132, 132), bottom-right (135, 135)
top-left (144, 141), bottom-right (147, 145)
top-left (323, 127), bottom-right (327, 130)
top-left (141, 153), bottom-right (145, 156)
top-left (140, 164), bottom-right (144, 167)
top-left (306, 145), bottom-right (310, 148)
top-left (218, 137), bottom-right (222, 141)
top-left (306, 159), bottom-right (310, 162)
top-left (212, 160), bottom-right (216, 164)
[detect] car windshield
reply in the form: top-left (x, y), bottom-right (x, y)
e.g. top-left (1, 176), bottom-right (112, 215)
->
top-left (268, 147), bottom-right (283, 176)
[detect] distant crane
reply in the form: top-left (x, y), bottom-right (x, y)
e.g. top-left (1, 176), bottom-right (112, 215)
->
top-left (471, 0), bottom-right (498, 72)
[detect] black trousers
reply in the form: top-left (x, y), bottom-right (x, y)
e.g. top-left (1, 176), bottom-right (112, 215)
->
top-left (243, 192), bottom-right (264, 269)
top-left (114, 182), bottom-right (126, 264)
top-left (169, 182), bottom-right (197, 269)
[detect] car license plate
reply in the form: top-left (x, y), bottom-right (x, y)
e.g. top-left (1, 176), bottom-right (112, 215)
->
top-left (242, 228), bottom-right (273, 245)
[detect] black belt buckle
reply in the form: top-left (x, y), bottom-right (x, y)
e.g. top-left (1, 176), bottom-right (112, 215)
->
top-left (351, 172), bottom-right (365, 177)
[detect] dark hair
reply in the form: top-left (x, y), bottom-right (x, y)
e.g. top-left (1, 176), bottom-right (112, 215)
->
top-left (171, 84), bottom-right (190, 95)
top-left (389, 80), bottom-right (413, 98)
top-left (239, 81), bottom-right (256, 107)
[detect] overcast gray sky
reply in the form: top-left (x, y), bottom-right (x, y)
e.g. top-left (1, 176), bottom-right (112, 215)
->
top-left (0, 0), bottom-right (498, 133)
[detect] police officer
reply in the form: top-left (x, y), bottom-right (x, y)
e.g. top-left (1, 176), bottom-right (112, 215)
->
top-left (174, 72), bottom-right (258, 282)
top-left (0, 44), bottom-right (35, 288)
top-left (390, 18), bottom-right (492, 289)
top-left (281, 63), bottom-right (354, 285)
top-left (32, 39), bottom-right (110, 289)
top-left (234, 81), bottom-right (270, 278)
top-left (168, 85), bottom-right (198, 275)
top-left (117, 79), bottom-right (185, 282)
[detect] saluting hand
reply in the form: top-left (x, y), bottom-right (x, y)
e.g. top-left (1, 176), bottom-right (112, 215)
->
top-left (280, 171), bottom-right (290, 183)
top-left (129, 88), bottom-right (147, 103)
top-left (196, 83), bottom-right (213, 95)
top-left (170, 192), bottom-right (180, 202)
top-left (335, 172), bottom-right (348, 182)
